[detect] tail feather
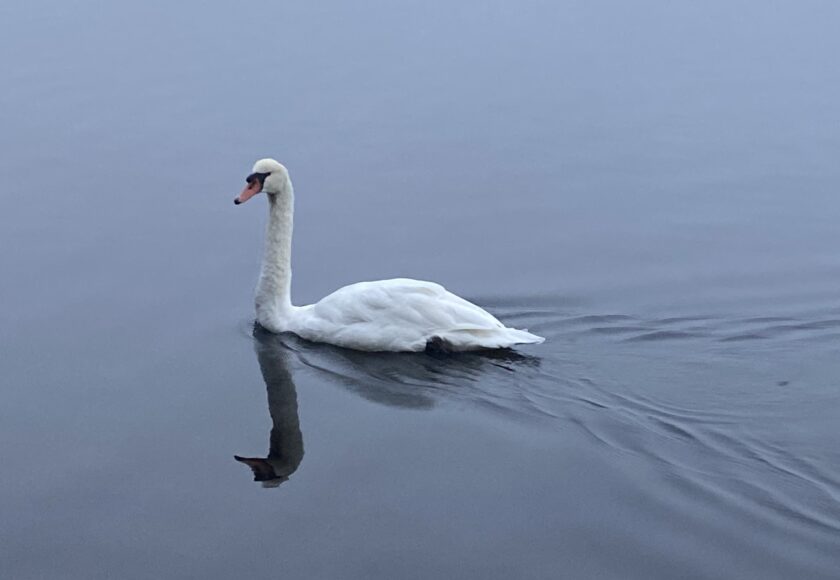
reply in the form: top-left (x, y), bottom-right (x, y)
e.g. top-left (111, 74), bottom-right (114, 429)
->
top-left (503, 328), bottom-right (545, 345)
top-left (433, 327), bottom-right (545, 351)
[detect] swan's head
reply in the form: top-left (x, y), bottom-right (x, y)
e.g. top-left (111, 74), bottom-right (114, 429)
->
top-left (234, 158), bottom-right (289, 205)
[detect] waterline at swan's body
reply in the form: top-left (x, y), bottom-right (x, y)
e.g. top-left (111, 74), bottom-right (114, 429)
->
top-left (235, 158), bottom-right (544, 352)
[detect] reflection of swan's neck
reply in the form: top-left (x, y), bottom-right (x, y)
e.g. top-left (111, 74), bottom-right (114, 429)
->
top-left (236, 336), bottom-right (305, 487)
top-left (260, 344), bottom-right (304, 478)
top-left (256, 185), bottom-right (294, 331)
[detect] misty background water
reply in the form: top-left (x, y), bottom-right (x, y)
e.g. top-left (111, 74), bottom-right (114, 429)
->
top-left (2, 1), bottom-right (840, 578)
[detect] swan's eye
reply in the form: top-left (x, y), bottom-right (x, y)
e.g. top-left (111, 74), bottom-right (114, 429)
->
top-left (246, 172), bottom-right (271, 186)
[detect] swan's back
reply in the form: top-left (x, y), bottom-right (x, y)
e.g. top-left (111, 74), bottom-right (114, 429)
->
top-left (289, 278), bottom-right (544, 352)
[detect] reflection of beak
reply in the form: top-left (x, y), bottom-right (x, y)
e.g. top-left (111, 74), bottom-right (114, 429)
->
top-left (234, 181), bottom-right (261, 205)
top-left (234, 455), bottom-right (278, 481)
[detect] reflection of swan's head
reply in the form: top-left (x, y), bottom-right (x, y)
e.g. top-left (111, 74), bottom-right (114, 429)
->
top-left (234, 158), bottom-right (289, 205)
top-left (234, 455), bottom-right (289, 488)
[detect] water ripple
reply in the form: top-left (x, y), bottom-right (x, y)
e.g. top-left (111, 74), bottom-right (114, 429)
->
top-left (488, 301), bottom-right (840, 349)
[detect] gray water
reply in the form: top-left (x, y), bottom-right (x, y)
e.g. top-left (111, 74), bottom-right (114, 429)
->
top-left (2, 1), bottom-right (840, 578)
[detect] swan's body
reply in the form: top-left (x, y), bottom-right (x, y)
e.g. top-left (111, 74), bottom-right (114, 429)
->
top-left (235, 158), bottom-right (544, 352)
top-left (281, 278), bottom-right (543, 352)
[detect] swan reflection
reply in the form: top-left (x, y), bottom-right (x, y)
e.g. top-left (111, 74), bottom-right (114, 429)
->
top-left (271, 329), bottom-right (541, 412)
top-left (236, 326), bottom-right (542, 486)
top-left (234, 330), bottom-right (304, 488)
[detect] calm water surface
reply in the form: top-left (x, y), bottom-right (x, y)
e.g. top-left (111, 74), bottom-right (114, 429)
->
top-left (2, 1), bottom-right (840, 578)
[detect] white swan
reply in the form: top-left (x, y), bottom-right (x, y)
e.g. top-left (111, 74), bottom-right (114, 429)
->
top-left (234, 158), bottom-right (544, 352)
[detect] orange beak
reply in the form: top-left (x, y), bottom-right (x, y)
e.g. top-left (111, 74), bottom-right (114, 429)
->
top-left (234, 181), bottom-right (261, 205)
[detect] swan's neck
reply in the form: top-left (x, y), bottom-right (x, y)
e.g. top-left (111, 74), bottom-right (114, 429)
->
top-left (256, 186), bottom-right (294, 330)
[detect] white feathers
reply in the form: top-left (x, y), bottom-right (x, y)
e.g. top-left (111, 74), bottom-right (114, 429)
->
top-left (248, 159), bottom-right (544, 352)
top-left (288, 279), bottom-right (544, 351)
